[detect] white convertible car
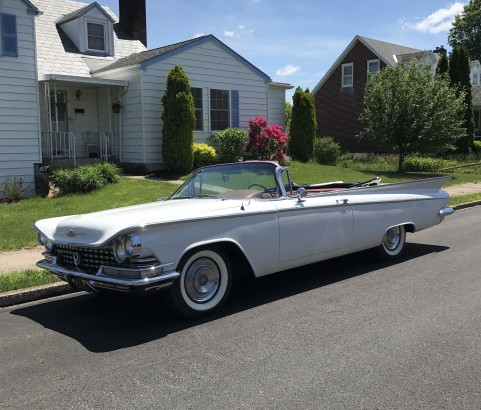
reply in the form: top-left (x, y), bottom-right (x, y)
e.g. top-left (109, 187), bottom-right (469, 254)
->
top-left (36, 161), bottom-right (454, 317)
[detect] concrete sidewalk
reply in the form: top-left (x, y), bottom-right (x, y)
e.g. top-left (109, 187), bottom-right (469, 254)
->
top-left (1, 183), bottom-right (480, 307)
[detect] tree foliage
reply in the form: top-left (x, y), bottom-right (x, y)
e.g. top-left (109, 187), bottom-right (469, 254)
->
top-left (448, 0), bottom-right (481, 62)
top-left (284, 101), bottom-right (292, 135)
top-left (161, 65), bottom-right (195, 173)
top-left (360, 61), bottom-right (465, 172)
top-left (435, 53), bottom-right (449, 77)
top-left (449, 46), bottom-right (475, 153)
top-left (289, 87), bottom-right (317, 162)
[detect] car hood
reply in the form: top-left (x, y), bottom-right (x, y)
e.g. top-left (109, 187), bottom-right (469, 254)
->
top-left (35, 198), bottom-right (247, 246)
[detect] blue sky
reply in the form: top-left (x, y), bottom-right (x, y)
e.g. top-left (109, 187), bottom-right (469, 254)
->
top-left (100, 0), bottom-right (467, 100)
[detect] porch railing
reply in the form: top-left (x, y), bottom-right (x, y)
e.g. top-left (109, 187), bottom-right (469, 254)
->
top-left (41, 132), bottom-right (76, 165)
top-left (100, 132), bottom-right (118, 162)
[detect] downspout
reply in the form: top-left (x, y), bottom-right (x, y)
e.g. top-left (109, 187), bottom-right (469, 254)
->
top-left (32, 16), bottom-right (42, 163)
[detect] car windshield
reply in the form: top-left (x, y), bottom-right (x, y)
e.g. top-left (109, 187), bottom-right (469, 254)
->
top-left (169, 162), bottom-right (280, 200)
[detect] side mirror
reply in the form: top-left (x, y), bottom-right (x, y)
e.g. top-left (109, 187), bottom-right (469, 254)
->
top-left (297, 187), bottom-right (307, 203)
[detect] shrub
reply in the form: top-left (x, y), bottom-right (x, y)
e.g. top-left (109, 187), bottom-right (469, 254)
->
top-left (193, 143), bottom-right (216, 169)
top-left (289, 87), bottom-right (317, 162)
top-left (403, 157), bottom-right (446, 172)
top-left (313, 137), bottom-right (341, 165)
top-left (2, 176), bottom-right (29, 201)
top-left (51, 163), bottom-right (120, 194)
top-left (474, 140), bottom-right (481, 154)
top-left (209, 128), bottom-right (248, 163)
top-left (244, 117), bottom-right (288, 163)
top-left (96, 162), bottom-right (120, 183)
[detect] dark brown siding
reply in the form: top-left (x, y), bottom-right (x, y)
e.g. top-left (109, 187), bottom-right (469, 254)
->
top-left (315, 40), bottom-right (387, 152)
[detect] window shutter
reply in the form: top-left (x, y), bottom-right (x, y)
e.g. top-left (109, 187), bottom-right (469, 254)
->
top-left (2, 14), bottom-right (18, 57)
top-left (231, 90), bottom-right (239, 128)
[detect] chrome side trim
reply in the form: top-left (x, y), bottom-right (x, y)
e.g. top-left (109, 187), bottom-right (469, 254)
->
top-left (439, 207), bottom-right (455, 217)
top-left (36, 260), bottom-right (180, 287)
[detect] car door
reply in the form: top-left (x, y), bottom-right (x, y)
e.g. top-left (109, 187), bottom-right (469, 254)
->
top-left (275, 192), bottom-right (353, 263)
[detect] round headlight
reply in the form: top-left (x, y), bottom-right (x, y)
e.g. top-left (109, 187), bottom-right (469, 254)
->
top-left (114, 240), bottom-right (128, 263)
top-left (124, 235), bottom-right (141, 257)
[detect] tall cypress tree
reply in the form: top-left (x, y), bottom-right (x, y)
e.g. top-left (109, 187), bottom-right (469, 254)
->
top-left (289, 87), bottom-right (317, 162)
top-left (161, 65), bottom-right (195, 173)
top-left (449, 46), bottom-right (474, 153)
top-left (436, 53), bottom-right (449, 77)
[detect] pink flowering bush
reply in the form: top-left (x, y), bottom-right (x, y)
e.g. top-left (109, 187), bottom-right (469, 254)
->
top-left (244, 117), bottom-right (289, 163)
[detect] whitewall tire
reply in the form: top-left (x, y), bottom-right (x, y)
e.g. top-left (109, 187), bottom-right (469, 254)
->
top-left (168, 247), bottom-right (232, 318)
top-left (377, 225), bottom-right (406, 260)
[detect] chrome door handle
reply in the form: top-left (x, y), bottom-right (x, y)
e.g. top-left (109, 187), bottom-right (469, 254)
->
top-left (336, 198), bottom-right (349, 205)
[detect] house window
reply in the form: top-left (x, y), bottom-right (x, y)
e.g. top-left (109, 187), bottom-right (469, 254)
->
top-left (342, 63), bottom-right (353, 88)
top-left (472, 72), bottom-right (479, 86)
top-left (192, 87), bottom-right (203, 131)
top-left (210, 89), bottom-right (230, 130)
top-left (367, 59), bottom-right (380, 81)
top-left (1, 14), bottom-right (17, 57)
top-left (87, 22), bottom-right (105, 51)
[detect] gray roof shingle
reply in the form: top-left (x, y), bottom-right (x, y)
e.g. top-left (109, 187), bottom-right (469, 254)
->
top-left (93, 36), bottom-right (205, 73)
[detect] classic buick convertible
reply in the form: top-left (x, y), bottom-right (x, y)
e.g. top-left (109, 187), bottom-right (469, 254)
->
top-left (36, 161), bottom-right (454, 317)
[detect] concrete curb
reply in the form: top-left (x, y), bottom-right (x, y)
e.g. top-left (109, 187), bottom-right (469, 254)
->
top-left (1, 200), bottom-right (480, 309)
top-left (0, 282), bottom-right (78, 308)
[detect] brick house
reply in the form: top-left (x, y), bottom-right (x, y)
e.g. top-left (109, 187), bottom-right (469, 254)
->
top-left (312, 35), bottom-right (441, 152)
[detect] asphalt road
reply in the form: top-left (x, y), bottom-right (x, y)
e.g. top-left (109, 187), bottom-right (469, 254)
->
top-left (1, 207), bottom-right (481, 409)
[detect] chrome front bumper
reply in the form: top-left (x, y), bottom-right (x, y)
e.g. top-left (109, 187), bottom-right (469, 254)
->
top-left (37, 258), bottom-right (180, 294)
top-left (439, 207), bottom-right (455, 217)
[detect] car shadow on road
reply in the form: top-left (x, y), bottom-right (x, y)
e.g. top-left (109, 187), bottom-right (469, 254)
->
top-left (11, 243), bottom-right (448, 353)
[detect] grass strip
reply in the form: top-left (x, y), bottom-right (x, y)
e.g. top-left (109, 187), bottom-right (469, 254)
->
top-left (0, 269), bottom-right (59, 293)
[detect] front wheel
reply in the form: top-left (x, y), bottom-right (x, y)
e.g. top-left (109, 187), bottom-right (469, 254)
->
top-left (167, 247), bottom-right (232, 318)
top-left (376, 225), bottom-right (406, 260)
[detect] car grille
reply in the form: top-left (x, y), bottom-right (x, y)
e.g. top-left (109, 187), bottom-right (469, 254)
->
top-left (53, 244), bottom-right (117, 275)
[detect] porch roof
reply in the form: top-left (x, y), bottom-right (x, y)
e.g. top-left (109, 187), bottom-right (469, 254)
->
top-left (38, 74), bottom-right (125, 87)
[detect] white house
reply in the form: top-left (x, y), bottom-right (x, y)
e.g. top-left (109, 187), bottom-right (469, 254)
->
top-left (0, 0), bottom-right (41, 197)
top-left (29, 0), bottom-right (291, 178)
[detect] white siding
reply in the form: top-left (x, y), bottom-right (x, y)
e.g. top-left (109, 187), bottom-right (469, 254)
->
top-left (268, 87), bottom-right (286, 127)
top-left (0, 0), bottom-right (40, 198)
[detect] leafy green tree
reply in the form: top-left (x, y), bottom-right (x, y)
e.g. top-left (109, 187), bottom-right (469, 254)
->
top-left (360, 61), bottom-right (465, 172)
top-left (161, 65), bottom-right (195, 173)
top-left (448, 0), bottom-right (481, 62)
top-left (289, 87), bottom-right (317, 162)
top-left (449, 46), bottom-right (475, 153)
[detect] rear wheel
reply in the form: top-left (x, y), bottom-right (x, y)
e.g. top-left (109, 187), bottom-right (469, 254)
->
top-left (377, 225), bottom-right (406, 260)
top-left (167, 247), bottom-right (232, 318)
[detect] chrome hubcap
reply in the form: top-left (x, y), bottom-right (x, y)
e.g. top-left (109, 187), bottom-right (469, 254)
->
top-left (383, 227), bottom-right (401, 251)
top-left (184, 258), bottom-right (220, 303)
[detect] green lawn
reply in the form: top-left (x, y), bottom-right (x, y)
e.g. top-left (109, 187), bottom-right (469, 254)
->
top-left (1, 162), bottom-right (481, 251)
top-left (0, 269), bottom-right (59, 293)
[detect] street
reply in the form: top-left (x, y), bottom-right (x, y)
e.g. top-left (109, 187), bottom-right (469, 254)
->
top-left (1, 207), bottom-right (481, 409)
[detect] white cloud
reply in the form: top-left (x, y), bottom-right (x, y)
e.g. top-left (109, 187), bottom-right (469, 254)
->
top-left (276, 64), bottom-right (301, 76)
top-left (222, 25), bottom-right (255, 39)
top-left (413, 2), bottom-right (465, 33)
top-left (193, 32), bottom-right (204, 38)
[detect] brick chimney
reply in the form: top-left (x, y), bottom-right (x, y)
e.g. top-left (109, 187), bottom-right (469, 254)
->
top-left (119, 0), bottom-right (147, 47)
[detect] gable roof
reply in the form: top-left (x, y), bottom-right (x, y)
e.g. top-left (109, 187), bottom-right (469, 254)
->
top-left (93, 34), bottom-right (272, 83)
top-left (32, 0), bottom-right (146, 79)
top-left (19, 0), bottom-right (41, 15)
top-left (56, 2), bottom-right (114, 25)
top-left (312, 35), bottom-right (433, 94)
